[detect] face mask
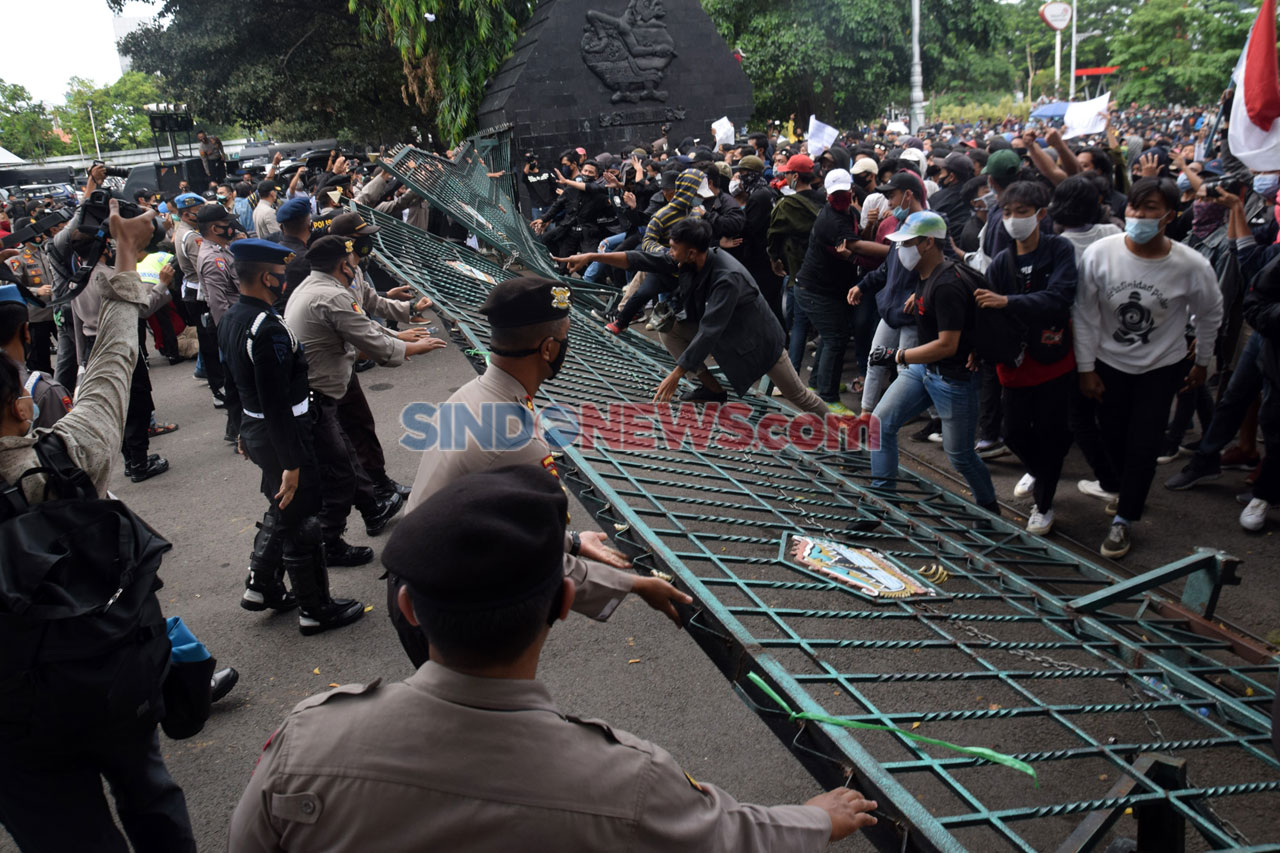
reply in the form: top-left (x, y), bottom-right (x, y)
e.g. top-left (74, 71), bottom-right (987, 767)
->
top-left (728, 178), bottom-right (741, 195)
top-left (264, 271), bottom-right (286, 300)
top-left (1125, 215), bottom-right (1164, 244)
top-left (981, 191), bottom-right (999, 210)
top-left (217, 195), bottom-right (230, 203)
top-left (1002, 213), bottom-right (1039, 241)
top-left (892, 205), bottom-right (910, 222)
top-left (1176, 174), bottom-right (1192, 193)
top-left (1253, 174), bottom-right (1279, 197)
top-left (354, 236), bottom-right (374, 257)
top-left (898, 243), bottom-right (921, 270)
top-left (547, 337), bottom-right (569, 379)
top-left (829, 191), bottom-right (852, 213)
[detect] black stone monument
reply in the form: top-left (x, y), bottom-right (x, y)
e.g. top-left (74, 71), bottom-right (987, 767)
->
top-left (477, 0), bottom-right (753, 161)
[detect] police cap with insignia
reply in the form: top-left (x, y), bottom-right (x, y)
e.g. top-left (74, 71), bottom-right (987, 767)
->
top-left (382, 464), bottom-right (566, 610)
top-left (328, 212), bottom-right (380, 236)
top-left (196, 203), bottom-right (233, 224)
top-left (275, 197), bottom-right (312, 224)
top-left (305, 234), bottom-right (355, 267)
top-left (230, 238), bottom-right (295, 266)
top-left (478, 276), bottom-right (571, 329)
top-left (173, 192), bottom-right (205, 211)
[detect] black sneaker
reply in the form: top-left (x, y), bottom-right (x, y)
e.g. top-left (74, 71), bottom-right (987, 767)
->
top-left (363, 491), bottom-right (406, 536)
top-left (1100, 522), bottom-right (1131, 558)
top-left (127, 455), bottom-right (170, 483)
top-left (326, 540), bottom-right (374, 567)
top-left (679, 387), bottom-right (729, 403)
top-left (298, 599), bottom-right (366, 636)
top-left (1164, 457), bottom-right (1221, 490)
top-left (910, 417), bottom-right (942, 443)
top-left (374, 477), bottom-right (412, 501)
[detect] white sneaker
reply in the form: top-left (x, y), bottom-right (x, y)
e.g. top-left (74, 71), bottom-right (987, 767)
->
top-left (1077, 479), bottom-right (1119, 502)
top-left (1026, 507), bottom-right (1054, 536)
top-left (1240, 497), bottom-right (1271, 532)
top-left (1013, 473), bottom-right (1036, 498)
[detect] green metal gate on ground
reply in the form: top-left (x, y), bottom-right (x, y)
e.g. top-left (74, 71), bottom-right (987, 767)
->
top-left (353, 140), bottom-right (1280, 852)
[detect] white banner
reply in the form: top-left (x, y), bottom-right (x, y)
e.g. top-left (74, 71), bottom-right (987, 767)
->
top-left (711, 116), bottom-right (735, 147)
top-left (807, 115), bottom-right (840, 158)
top-left (1063, 92), bottom-right (1110, 140)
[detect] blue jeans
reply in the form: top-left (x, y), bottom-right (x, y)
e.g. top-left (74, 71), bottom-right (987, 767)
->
top-left (584, 232), bottom-right (627, 282)
top-left (871, 363), bottom-right (997, 507)
top-left (792, 286), bottom-right (851, 402)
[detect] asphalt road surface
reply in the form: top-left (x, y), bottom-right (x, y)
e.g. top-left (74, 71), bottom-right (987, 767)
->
top-left (3, 330), bottom-right (1275, 852)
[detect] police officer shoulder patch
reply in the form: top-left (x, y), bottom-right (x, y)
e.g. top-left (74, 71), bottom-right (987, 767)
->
top-left (214, 257), bottom-right (227, 272)
top-left (684, 772), bottom-right (708, 795)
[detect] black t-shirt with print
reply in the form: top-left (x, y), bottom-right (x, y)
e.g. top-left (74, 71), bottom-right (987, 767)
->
top-left (916, 260), bottom-right (976, 375)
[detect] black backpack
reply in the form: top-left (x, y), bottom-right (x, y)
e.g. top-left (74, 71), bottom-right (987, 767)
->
top-left (0, 434), bottom-right (172, 749)
top-left (963, 257), bottom-right (1028, 367)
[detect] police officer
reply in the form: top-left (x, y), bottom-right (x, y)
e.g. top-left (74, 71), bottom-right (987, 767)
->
top-left (253, 180), bottom-right (282, 239)
top-left (218, 238), bottom-right (366, 635)
top-left (172, 191), bottom-right (224, 406)
top-left (4, 218), bottom-right (57, 373)
top-left (197, 203), bottom-right (245, 443)
top-left (327, 211), bottom-right (429, 501)
top-left (0, 283), bottom-right (73, 428)
top-left (230, 466), bottom-right (878, 851)
top-left (391, 276), bottom-right (689, 665)
top-left (284, 236), bottom-right (444, 564)
top-left (274, 197), bottom-right (312, 256)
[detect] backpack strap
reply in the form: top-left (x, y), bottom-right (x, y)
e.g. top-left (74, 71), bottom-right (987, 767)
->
top-left (32, 433), bottom-right (98, 502)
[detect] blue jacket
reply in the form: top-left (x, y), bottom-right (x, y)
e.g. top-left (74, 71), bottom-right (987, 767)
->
top-left (858, 244), bottom-right (915, 329)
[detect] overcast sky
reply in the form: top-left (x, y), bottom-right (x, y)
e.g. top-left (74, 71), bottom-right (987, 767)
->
top-left (1, 0), bottom-right (160, 105)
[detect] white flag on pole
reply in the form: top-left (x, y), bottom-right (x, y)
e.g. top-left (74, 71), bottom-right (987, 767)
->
top-left (711, 116), bottom-right (735, 147)
top-left (1063, 92), bottom-right (1110, 140)
top-left (807, 115), bottom-right (839, 158)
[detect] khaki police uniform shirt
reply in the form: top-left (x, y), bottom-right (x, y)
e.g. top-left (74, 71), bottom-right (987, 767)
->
top-left (254, 200), bottom-right (281, 239)
top-left (283, 269), bottom-right (407, 399)
top-left (351, 266), bottom-right (412, 326)
top-left (405, 363), bottom-right (632, 621)
top-left (172, 220), bottom-right (201, 298)
top-left (7, 247), bottom-right (55, 323)
top-left (197, 240), bottom-right (239, 325)
top-left (229, 662), bottom-right (831, 853)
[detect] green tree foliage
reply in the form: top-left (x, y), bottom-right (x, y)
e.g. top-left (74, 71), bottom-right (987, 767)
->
top-left (699, 0), bottom-right (1008, 126)
top-left (114, 0), bottom-right (426, 143)
top-left (0, 80), bottom-right (62, 161)
top-left (346, 0), bottom-right (533, 145)
top-left (1110, 0), bottom-right (1251, 105)
top-left (52, 73), bottom-right (167, 153)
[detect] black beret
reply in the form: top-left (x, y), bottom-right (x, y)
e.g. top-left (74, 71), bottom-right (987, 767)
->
top-left (305, 234), bottom-right (355, 267)
top-left (479, 276), bottom-right (570, 329)
top-left (382, 465), bottom-right (567, 610)
top-left (196, 203), bottom-right (233, 224)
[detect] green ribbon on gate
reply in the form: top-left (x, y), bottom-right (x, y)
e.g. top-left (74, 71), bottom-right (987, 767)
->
top-left (746, 672), bottom-right (1038, 785)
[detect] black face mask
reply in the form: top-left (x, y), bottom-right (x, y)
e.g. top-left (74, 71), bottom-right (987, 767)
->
top-left (353, 235), bottom-right (374, 258)
top-left (547, 336), bottom-right (569, 379)
top-left (263, 271), bottom-right (286, 301)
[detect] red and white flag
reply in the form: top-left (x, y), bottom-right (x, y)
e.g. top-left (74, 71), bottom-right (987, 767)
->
top-left (1229, 0), bottom-right (1280, 170)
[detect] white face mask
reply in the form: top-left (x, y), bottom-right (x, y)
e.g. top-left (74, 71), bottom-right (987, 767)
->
top-left (898, 243), bottom-right (921, 270)
top-left (728, 178), bottom-right (741, 195)
top-left (1002, 213), bottom-right (1040, 242)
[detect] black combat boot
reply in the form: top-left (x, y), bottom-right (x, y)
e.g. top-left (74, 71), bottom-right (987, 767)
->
top-left (241, 513), bottom-right (299, 612)
top-left (283, 545), bottom-right (366, 636)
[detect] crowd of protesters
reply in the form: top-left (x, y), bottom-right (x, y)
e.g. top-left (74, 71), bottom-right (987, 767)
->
top-left (538, 97), bottom-right (1276, 558)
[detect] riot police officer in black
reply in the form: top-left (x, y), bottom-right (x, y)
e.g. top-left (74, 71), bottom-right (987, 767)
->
top-left (218, 238), bottom-right (365, 636)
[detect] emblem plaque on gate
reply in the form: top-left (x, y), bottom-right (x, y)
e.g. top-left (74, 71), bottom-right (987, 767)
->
top-left (784, 534), bottom-right (948, 602)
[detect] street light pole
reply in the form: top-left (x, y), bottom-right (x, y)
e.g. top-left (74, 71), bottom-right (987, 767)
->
top-left (87, 100), bottom-right (102, 160)
top-left (910, 0), bottom-right (925, 132)
top-left (1068, 0), bottom-right (1078, 100)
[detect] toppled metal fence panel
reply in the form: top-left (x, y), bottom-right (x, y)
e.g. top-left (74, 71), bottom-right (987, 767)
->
top-left (353, 179), bottom-right (1280, 852)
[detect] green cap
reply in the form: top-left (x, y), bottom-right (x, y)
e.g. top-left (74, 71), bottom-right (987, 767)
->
top-left (982, 149), bottom-right (1021, 182)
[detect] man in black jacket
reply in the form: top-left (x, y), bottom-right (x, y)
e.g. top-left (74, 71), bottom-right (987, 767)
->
top-left (732, 156), bottom-right (783, 328)
top-left (531, 157), bottom-right (612, 258)
top-left (557, 219), bottom-right (827, 414)
top-left (1240, 257), bottom-right (1280, 531)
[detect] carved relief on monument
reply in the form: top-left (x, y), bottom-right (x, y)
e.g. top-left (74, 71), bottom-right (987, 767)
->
top-left (580, 0), bottom-right (677, 104)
